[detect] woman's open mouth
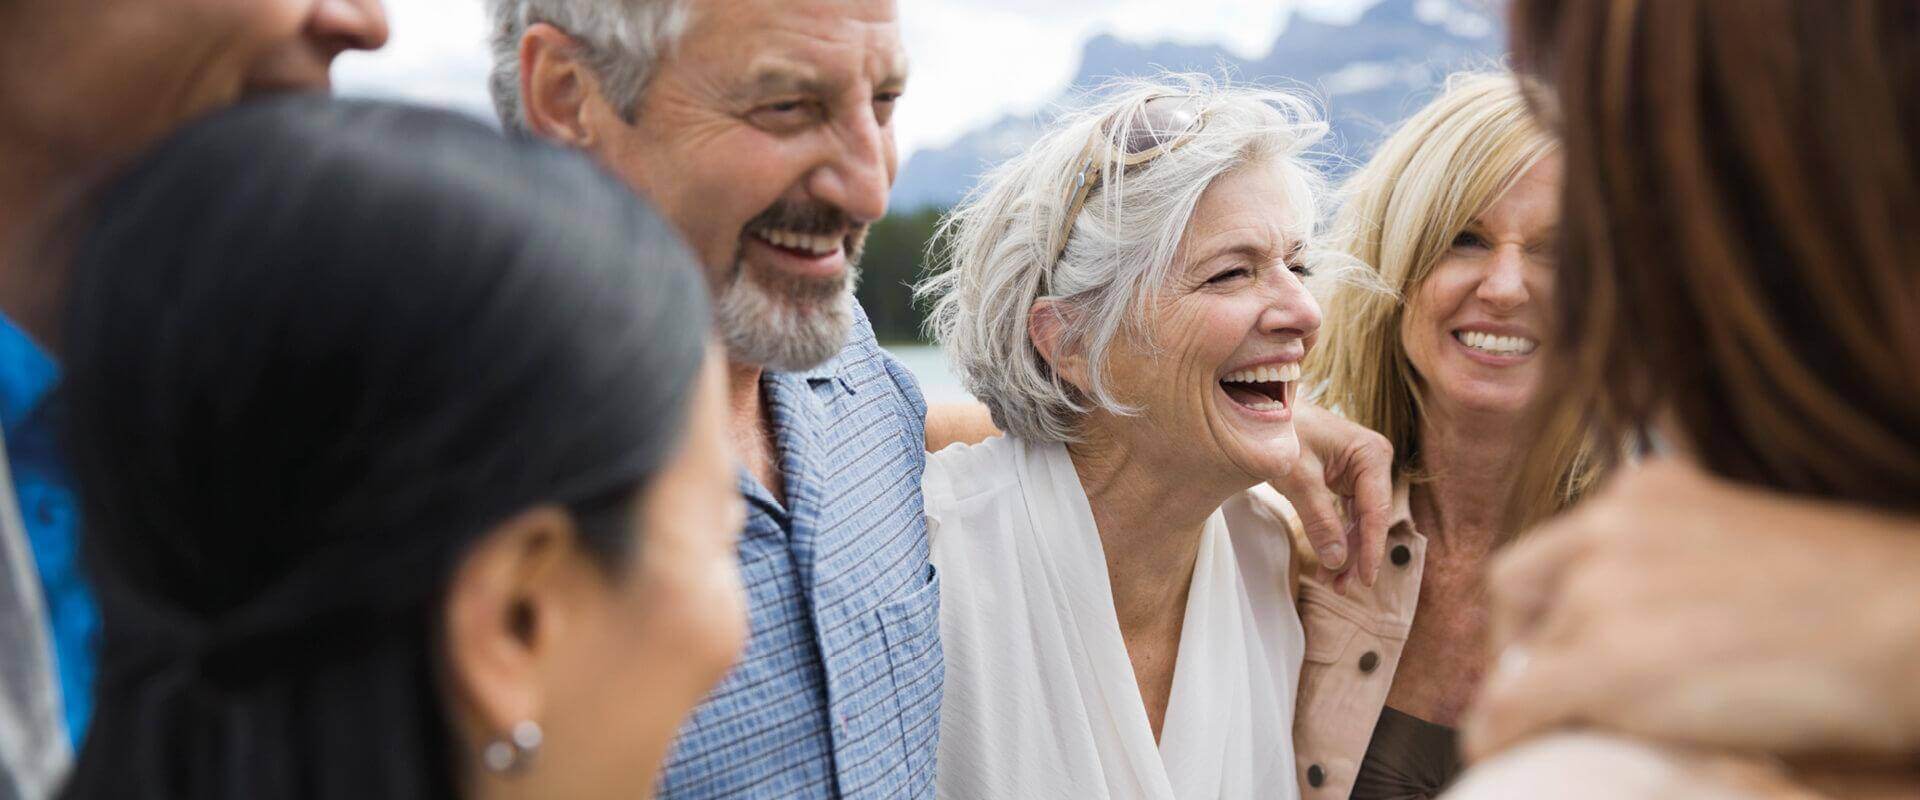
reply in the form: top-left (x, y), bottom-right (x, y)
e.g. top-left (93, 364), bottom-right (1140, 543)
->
top-left (1220, 363), bottom-right (1299, 414)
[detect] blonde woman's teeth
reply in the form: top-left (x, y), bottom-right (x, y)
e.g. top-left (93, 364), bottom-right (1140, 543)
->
top-left (1221, 363), bottom-right (1302, 384)
top-left (1455, 331), bottom-right (1538, 355)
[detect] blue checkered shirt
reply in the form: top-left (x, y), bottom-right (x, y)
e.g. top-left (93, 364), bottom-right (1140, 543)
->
top-left (656, 305), bottom-right (943, 799)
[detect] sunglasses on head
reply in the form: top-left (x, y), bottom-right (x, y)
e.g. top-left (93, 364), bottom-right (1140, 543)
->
top-left (1048, 95), bottom-right (1209, 275)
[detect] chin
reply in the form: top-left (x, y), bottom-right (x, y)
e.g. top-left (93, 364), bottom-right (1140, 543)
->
top-left (1217, 429), bottom-right (1299, 487)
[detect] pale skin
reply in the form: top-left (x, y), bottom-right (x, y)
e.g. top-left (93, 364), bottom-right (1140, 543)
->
top-left (1387, 156), bottom-right (1561, 726)
top-left (1035, 164), bottom-right (1321, 738)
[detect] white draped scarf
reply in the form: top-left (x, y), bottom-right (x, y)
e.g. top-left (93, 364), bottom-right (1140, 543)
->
top-left (926, 436), bottom-right (1304, 799)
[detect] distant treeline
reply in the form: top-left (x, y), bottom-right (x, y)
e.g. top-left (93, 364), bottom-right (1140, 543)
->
top-left (856, 205), bottom-right (945, 344)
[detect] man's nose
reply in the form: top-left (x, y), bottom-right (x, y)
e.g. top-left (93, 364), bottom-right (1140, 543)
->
top-left (312, 0), bottom-right (391, 56)
top-left (808, 110), bottom-right (893, 225)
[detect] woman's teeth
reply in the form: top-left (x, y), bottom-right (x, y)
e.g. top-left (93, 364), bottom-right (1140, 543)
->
top-left (1221, 363), bottom-right (1302, 384)
top-left (754, 228), bottom-right (840, 256)
top-left (1220, 363), bottom-right (1299, 412)
top-left (1455, 330), bottom-right (1538, 356)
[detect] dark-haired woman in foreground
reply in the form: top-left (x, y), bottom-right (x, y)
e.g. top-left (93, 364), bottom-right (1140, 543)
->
top-left (1449, 1), bottom-right (1920, 796)
top-left (60, 97), bottom-right (745, 799)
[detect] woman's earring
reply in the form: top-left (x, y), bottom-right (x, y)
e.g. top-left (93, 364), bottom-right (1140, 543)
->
top-left (482, 720), bottom-right (545, 774)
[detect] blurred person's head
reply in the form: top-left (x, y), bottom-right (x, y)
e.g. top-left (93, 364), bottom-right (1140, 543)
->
top-left (59, 98), bottom-right (746, 800)
top-left (0, 0), bottom-right (388, 173)
top-left (1308, 72), bottom-right (1598, 527)
top-left (488, 0), bottom-right (907, 372)
top-left (1510, 0), bottom-right (1920, 511)
top-left (922, 75), bottom-right (1334, 497)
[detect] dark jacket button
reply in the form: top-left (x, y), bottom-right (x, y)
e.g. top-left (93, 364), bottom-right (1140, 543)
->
top-left (1391, 544), bottom-right (1411, 566)
top-left (1307, 764), bottom-right (1325, 787)
top-left (1359, 651), bottom-right (1380, 673)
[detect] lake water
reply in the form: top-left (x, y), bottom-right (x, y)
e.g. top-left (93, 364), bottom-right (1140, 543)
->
top-left (883, 344), bottom-right (975, 404)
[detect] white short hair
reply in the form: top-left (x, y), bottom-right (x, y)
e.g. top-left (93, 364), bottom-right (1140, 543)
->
top-left (919, 74), bottom-right (1338, 443)
top-left (486, 0), bottom-right (691, 132)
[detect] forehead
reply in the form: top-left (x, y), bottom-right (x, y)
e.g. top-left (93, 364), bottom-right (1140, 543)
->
top-left (679, 0), bottom-right (907, 86)
top-left (1477, 155), bottom-right (1562, 227)
top-left (1184, 164), bottom-right (1306, 249)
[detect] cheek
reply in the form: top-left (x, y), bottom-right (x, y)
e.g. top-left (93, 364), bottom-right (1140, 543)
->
top-left (1170, 296), bottom-right (1255, 365)
top-left (637, 529), bottom-right (747, 668)
top-left (1535, 271), bottom-right (1559, 329)
top-left (698, 149), bottom-right (812, 259)
top-left (37, 1), bottom-right (296, 153)
top-left (1402, 274), bottom-right (1464, 365)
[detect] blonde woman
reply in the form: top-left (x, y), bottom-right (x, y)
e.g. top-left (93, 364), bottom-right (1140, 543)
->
top-left (1292, 72), bottom-right (1597, 800)
top-left (918, 75), bottom-right (1340, 799)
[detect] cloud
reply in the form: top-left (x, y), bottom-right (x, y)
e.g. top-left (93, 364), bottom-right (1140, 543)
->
top-left (333, 0), bottom-right (1378, 156)
top-left (333, 0), bottom-right (495, 123)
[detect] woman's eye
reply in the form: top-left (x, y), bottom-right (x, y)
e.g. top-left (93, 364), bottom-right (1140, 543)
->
top-left (1206, 268), bottom-right (1251, 285)
top-left (1452, 231), bottom-right (1489, 249)
top-left (1286, 261), bottom-right (1313, 277)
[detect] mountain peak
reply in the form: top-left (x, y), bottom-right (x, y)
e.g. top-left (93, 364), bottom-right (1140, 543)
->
top-left (891, 1), bottom-right (1505, 211)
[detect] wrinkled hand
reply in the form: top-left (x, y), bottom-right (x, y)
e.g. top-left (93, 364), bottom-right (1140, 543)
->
top-left (1270, 401), bottom-right (1393, 591)
top-left (1463, 459), bottom-right (1920, 763)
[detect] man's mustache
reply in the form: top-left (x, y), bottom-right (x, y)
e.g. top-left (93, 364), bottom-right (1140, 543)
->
top-left (743, 200), bottom-right (870, 265)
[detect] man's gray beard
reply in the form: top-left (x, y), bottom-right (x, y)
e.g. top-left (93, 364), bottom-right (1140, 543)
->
top-left (714, 261), bottom-right (860, 373)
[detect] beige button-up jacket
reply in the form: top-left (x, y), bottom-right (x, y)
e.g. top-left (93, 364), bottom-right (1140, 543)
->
top-left (1290, 482), bottom-right (1424, 799)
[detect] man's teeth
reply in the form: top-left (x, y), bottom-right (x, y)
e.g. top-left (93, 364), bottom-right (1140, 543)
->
top-left (1456, 331), bottom-right (1539, 355)
top-left (1221, 363), bottom-right (1302, 384)
top-left (755, 228), bottom-right (840, 257)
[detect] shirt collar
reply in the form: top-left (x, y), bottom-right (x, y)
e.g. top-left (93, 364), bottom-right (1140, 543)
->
top-left (787, 351), bottom-right (857, 396)
top-left (0, 311), bottom-right (59, 434)
top-left (1390, 479), bottom-right (1416, 536)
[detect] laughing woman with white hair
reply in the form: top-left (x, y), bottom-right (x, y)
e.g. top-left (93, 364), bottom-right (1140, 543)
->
top-left (916, 75), bottom-right (1336, 799)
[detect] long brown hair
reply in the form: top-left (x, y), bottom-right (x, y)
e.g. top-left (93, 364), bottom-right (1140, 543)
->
top-left (1509, 0), bottom-right (1920, 512)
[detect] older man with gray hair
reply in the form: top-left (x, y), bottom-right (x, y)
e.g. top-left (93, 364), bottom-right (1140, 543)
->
top-left (486, 1), bottom-right (1397, 796)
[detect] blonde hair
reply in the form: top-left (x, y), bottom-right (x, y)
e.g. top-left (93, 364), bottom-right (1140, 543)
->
top-left (1307, 71), bottom-right (1599, 528)
top-left (919, 73), bottom-right (1338, 443)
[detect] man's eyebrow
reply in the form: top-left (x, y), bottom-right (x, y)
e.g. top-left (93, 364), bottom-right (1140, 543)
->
top-left (735, 64), bottom-right (828, 98)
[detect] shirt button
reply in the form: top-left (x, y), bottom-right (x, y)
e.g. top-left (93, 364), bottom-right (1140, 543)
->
top-left (1306, 764), bottom-right (1325, 787)
top-left (1391, 544), bottom-right (1411, 566)
top-left (1359, 651), bottom-right (1380, 674)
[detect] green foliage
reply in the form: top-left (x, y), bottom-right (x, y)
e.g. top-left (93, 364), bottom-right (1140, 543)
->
top-left (856, 206), bottom-right (946, 344)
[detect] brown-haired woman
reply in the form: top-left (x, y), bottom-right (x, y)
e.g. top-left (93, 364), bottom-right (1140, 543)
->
top-left (1451, 0), bottom-right (1920, 796)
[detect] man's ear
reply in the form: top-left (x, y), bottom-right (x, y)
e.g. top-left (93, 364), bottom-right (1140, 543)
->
top-left (441, 506), bottom-right (579, 740)
top-left (1029, 299), bottom-right (1091, 393)
top-left (519, 23), bottom-right (605, 148)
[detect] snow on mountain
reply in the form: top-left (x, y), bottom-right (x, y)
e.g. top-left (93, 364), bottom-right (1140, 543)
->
top-left (890, 0), bottom-right (1505, 211)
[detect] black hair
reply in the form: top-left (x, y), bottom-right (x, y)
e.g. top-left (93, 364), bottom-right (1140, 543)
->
top-left (58, 96), bottom-right (711, 798)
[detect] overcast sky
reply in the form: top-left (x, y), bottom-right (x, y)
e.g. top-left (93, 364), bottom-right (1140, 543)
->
top-left (333, 0), bottom-right (1382, 159)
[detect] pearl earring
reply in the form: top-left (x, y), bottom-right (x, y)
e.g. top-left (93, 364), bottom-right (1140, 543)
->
top-left (482, 720), bottom-right (544, 774)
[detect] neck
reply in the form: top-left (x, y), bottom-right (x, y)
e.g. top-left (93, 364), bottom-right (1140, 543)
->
top-left (1067, 420), bottom-right (1243, 637)
top-left (725, 359), bottom-right (767, 449)
top-left (1411, 401), bottom-right (1530, 551)
top-left (0, 145), bottom-right (83, 351)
